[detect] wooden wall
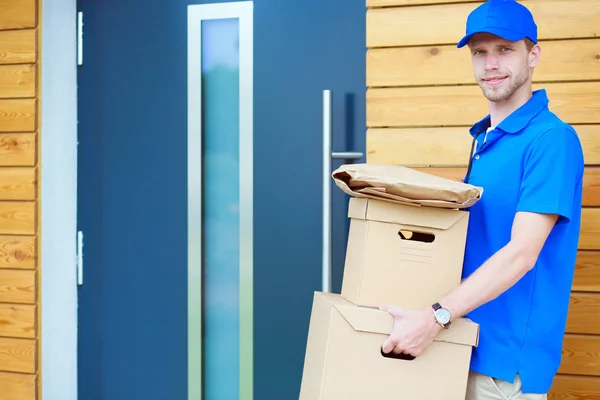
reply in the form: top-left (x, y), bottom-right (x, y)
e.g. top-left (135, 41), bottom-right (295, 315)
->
top-left (0, 0), bottom-right (40, 399)
top-left (366, 0), bottom-right (600, 398)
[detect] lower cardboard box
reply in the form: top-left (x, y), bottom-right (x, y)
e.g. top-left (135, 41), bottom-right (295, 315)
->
top-left (299, 291), bottom-right (479, 400)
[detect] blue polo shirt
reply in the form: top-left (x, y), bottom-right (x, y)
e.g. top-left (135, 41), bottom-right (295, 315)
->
top-left (462, 89), bottom-right (584, 394)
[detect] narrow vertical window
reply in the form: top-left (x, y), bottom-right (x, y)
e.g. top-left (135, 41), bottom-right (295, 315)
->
top-left (202, 17), bottom-right (241, 400)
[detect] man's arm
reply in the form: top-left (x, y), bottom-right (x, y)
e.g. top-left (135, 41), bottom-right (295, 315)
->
top-left (381, 210), bottom-right (558, 356)
top-left (440, 126), bottom-right (583, 323)
top-left (439, 210), bottom-right (558, 322)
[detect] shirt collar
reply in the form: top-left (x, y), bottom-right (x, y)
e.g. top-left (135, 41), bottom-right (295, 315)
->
top-left (469, 89), bottom-right (550, 138)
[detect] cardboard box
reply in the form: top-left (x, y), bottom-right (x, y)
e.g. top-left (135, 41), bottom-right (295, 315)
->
top-left (299, 291), bottom-right (479, 400)
top-left (341, 197), bottom-right (469, 310)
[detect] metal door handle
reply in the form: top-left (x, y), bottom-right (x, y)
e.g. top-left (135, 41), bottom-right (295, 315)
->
top-left (322, 90), bottom-right (363, 293)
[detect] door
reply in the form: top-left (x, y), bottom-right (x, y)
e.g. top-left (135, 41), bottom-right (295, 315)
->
top-left (76, 1), bottom-right (366, 399)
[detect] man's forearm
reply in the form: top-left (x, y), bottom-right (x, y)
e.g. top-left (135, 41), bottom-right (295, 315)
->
top-left (438, 241), bottom-right (535, 322)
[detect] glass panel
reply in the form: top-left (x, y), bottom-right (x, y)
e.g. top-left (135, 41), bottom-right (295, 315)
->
top-left (202, 17), bottom-right (240, 400)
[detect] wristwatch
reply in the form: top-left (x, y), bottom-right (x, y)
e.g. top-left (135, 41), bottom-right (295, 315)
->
top-left (432, 303), bottom-right (452, 329)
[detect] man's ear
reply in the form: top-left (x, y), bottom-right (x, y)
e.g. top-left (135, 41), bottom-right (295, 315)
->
top-left (529, 44), bottom-right (541, 68)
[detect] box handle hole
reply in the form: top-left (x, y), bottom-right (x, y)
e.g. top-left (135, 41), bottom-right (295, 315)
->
top-left (380, 347), bottom-right (416, 361)
top-left (398, 230), bottom-right (435, 243)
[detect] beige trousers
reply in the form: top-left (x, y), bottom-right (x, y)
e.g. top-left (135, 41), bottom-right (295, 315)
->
top-left (466, 371), bottom-right (548, 400)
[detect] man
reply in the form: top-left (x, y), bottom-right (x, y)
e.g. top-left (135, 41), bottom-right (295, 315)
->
top-left (380, 0), bottom-right (584, 399)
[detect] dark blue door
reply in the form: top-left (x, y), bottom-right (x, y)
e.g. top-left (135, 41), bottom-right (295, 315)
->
top-left (76, 1), bottom-right (365, 399)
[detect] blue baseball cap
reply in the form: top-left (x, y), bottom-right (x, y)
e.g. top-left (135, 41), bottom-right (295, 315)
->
top-left (457, 0), bottom-right (538, 48)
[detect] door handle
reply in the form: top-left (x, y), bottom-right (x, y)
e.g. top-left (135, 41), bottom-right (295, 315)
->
top-left (322, 90), bottom-right (363, 293)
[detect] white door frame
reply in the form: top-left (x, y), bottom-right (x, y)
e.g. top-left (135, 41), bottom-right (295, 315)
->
top-left (40, 0), bottom-right (78, 399)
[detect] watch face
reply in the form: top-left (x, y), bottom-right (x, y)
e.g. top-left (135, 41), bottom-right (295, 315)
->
top-left (436, 308), bottom-right (451, 324)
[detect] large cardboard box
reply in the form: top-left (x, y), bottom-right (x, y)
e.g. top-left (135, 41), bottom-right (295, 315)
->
top-left (299, 291), bottom-right (479, 400)
top-left (341, 197), bottom-right (469, 310)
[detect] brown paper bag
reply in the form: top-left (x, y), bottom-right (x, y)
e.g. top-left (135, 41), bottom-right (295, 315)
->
top-left (332, 163), bottom-right (483, 209)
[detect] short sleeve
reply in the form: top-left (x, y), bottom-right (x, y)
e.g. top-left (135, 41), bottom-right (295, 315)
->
top-left (516, 125), bottom-right (584, 223)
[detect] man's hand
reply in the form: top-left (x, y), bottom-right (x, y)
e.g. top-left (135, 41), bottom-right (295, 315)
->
top-left (379, 305), bottom-right (443, 357)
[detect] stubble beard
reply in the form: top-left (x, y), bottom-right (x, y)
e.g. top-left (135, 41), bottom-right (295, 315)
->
top-left (477, 61), bottom-right (530, 103)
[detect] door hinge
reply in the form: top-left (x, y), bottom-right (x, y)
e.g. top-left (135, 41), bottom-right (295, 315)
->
top-left (76, 230), bottom-right (84, 285)
top-left (77, 11), bottom-right (84, 66)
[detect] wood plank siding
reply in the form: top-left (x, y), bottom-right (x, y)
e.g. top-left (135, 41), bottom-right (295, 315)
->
top-left (365, 0), bottom-right (600, 398)
top-left (0, 0), bottom-right (39, 398)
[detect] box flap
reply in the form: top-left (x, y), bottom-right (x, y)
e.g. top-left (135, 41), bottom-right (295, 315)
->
top-left (313, 291), bottom-right (353, 307)
top-left (348, 197), bottom-right (468, 231)
top-left (334, 303), bottom-right (479, 347)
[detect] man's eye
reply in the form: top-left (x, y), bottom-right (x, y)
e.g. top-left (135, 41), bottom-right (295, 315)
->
top-left (501, 47), bottom-right (512, 52)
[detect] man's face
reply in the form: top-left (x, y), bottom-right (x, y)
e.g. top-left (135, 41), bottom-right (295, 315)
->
top-left (468, 33), bottom-right (535, 103)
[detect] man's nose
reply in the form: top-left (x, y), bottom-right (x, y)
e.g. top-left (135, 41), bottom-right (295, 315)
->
top-left (484, 54), bottom-right (500, 70)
